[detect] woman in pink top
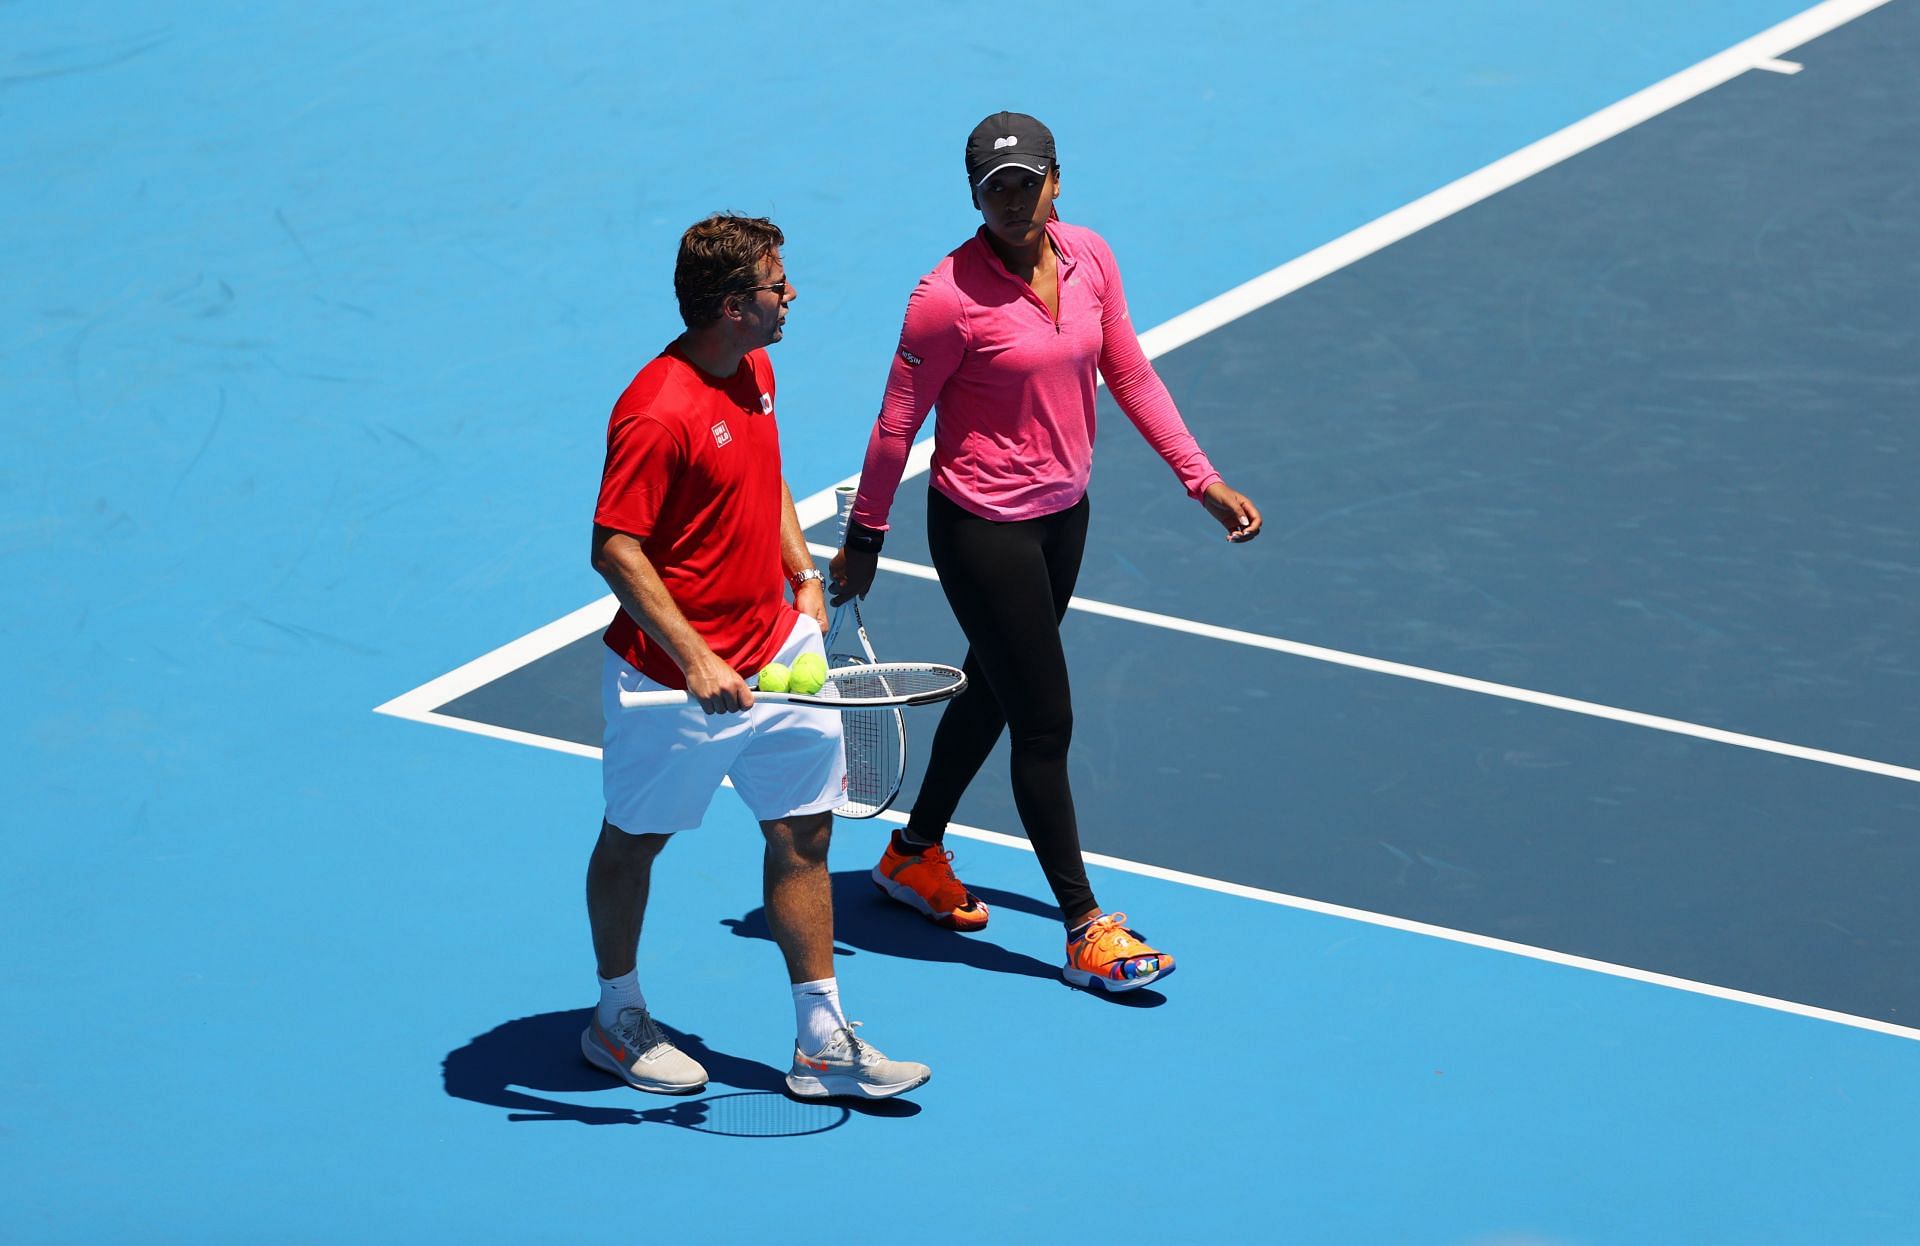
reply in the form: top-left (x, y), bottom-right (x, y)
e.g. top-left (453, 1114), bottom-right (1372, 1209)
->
top-left (831, 112), bottom-right (1261, 993)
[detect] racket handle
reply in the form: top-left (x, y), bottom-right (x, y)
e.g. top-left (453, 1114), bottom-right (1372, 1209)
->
top-left (617, 689), bottom-right (697, 709)
top-left (835, 484), bottom-right (857, 544)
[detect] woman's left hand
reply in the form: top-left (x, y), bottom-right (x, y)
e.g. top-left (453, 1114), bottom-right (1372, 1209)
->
top-left (1202, 481), bottom-right (1262, 543)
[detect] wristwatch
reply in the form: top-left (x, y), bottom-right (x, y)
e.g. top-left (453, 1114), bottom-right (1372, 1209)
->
top-left (788, 567), bottom-right (826, 591)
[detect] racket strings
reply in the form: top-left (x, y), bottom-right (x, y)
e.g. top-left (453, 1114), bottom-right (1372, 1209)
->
top-left (821, 528), bottom-right (920, 818)
top-left (823, 666), bottom-right (960, 700)
top-left (839, 708), bottom-right (898, 812)
top-left (825, 644), bottom-right (908, 817)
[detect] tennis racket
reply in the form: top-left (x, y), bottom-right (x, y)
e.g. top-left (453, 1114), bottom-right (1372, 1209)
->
top-left (615, 661), bottom-right (965, 711)
top-left (826, 484), bottom-right (911, 818)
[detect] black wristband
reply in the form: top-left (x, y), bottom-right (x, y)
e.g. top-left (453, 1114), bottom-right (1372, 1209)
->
top-left (844, 521), bottom-right (886, 554)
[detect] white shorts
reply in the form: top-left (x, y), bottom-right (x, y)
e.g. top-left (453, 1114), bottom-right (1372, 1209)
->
top-left (601, 615), bottom-right (846, 835)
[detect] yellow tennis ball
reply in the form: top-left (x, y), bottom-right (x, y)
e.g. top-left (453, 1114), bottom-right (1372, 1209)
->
top-left (788, 652), bottom-right (827, 695)
top-left (756, 662), bottom-right (791, 693)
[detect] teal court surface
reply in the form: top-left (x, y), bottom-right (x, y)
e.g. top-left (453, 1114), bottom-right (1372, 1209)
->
top-left (5, 2), bottom-right (1918, 1242)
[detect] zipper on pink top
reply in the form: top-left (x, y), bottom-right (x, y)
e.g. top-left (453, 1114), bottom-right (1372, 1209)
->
top-left (985, 227), bottom-right (1068, 333)
top-left (1004, 261), bottom-right (1060, 331)
top-left (1024, 284), bottom-right (1060, 333)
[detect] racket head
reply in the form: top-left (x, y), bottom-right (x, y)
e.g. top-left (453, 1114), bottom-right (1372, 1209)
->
top-left (834, 695), bottom-right (906, 817)
top-left (825, 588), bottom-right (908, 818)
top-left (828, 483), bottom-right (910, 818)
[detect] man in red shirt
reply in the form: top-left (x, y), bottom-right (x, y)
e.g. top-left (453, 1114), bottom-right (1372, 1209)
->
top-left (582, 215), bottom-right (929, 1102)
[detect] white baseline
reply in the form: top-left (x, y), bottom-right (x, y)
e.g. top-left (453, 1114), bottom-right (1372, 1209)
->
top-left (805, 546), bottom-right (1920, 787)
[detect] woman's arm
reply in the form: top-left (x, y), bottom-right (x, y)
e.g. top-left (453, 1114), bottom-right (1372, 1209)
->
top-left (1092, 237), bottom-right (1261, 542)
top-left (833, 275), bottom-right (967, 601)
top-left (851, 275), bottom-right (967, 530)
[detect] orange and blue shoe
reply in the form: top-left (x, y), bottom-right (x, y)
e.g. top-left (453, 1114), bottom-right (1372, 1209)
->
top-left (1063, 913), bottom-right (1174, 992)
top-left (872, 839), bottom-right (991, 931)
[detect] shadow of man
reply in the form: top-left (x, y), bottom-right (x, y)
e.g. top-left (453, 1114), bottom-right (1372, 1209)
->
top-left (442, 1008), bottom-right (918, 1130)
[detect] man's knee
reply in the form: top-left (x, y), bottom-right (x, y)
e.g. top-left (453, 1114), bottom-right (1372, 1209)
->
top-left (599, 819), bottom-right (671, 863)
top-left (763, 811), bottom-right (832, 863)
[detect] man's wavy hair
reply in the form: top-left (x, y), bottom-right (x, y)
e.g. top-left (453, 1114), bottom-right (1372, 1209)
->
top-left (674, 214), bottom-right (785, 330)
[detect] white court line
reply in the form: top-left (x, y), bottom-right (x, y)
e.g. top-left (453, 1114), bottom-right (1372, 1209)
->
top-left (924, 817), bottom-right (1920, 1045)
top-left (378, 704), bottom-right (1920, 1044)
top-left (807, 545), bottom-right (1920, 787)
top-left (1131, 0), bottom-right (1883, 361)
top-left (374, 596), bottom-right (614, 720)
top-left (1755, 57), bottom-right (1806, 73)
top-left (388, 709), bottom-right (602, 759)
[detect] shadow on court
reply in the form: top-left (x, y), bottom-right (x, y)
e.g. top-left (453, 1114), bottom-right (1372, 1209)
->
top-left (722, 870), bottom-right (1168, 1007)
top-left (442, 1008), bottom-right (919, 1131)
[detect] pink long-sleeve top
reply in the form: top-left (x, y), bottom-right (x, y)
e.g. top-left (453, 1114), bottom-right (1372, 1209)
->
top-left (850, 220), bottom-right (1222, 530)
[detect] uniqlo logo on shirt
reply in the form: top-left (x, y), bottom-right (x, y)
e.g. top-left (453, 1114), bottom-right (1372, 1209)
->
top-left (711, 420), bottom-right (732, 448)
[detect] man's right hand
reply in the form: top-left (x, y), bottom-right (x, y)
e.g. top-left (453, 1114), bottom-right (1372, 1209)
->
top-left (683, 653), bottom-right (753, 714)
top-left (829, 546), bottom-right (878, 606)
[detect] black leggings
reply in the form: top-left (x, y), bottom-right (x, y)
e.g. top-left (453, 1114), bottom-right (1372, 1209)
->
top-left (907, 487), bottom-right (1095, 920)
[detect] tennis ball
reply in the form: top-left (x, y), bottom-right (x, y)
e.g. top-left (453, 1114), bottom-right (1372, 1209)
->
top-left (788, 652), bottom-right (828, 695)
top-left (756, 662), bottom-right (791, 693)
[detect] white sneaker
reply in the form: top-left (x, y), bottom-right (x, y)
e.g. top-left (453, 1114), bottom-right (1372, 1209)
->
top-left (581, 1006), bottom-right (707, 1096)
top-left (784, 1023), bottom-right (930, 1100)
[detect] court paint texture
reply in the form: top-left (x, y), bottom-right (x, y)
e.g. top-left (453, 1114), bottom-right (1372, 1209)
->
top-left (4, 1), bottom-right (1917, 1242)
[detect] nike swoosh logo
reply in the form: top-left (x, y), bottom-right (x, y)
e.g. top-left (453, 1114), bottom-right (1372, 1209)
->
top-left (595, 1021), bottom-right (634, 1064)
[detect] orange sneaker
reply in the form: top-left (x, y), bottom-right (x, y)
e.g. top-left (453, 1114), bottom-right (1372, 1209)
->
top-left (872, 840), bottom-right (990, 931)
top-left (1063, 913), bottom-right (1174, 992)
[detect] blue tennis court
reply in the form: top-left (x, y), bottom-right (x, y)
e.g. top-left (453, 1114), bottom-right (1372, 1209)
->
top-left (6, 1), bottom-right (1917, 1242)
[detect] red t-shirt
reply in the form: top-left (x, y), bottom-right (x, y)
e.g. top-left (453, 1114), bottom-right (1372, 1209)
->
top-left (594, 342), bottom-right (797, 688)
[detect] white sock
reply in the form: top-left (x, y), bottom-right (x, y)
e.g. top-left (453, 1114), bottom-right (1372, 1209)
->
top-left (597, 969), bottom-right (646, 1029)
top-left (791, 977), bottom-right (847, 1053)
